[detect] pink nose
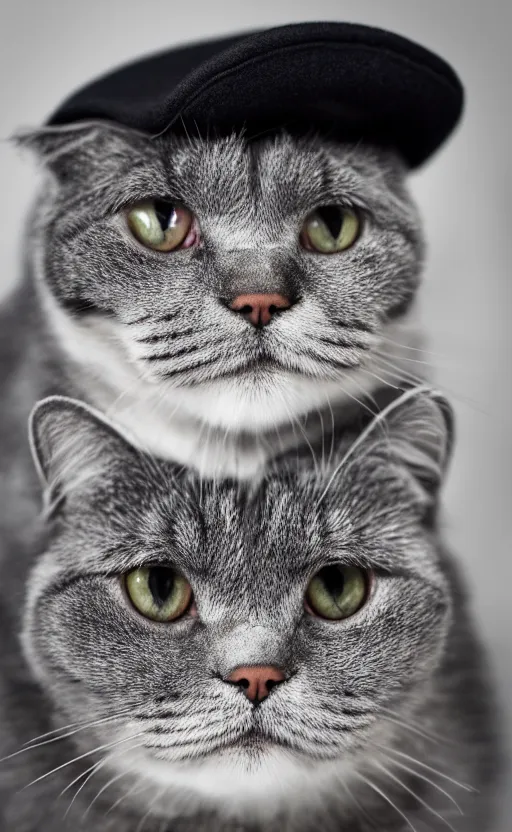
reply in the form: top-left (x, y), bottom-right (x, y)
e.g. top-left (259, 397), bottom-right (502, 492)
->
top-left (225, 665), bottom-right (286, 702)
top-left (229, 293), bottom-right (291, 327)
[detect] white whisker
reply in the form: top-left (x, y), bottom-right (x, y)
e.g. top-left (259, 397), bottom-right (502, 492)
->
top-left (135, 784), bottom-right (167, 832)
top-left (375, 744), bottom-right (475, 793)
top-left (18, 732), bottom-right (144, 793)
top-left (62, 757), bottom-right (107, 818)
top-left (356, 772), bottom-right (418, 832)
top-left (380, 710), bottom-right (447, 745)
top-left (105, 775), bottom-right (151, 817)
top-left (82, 765), bottom-right (136, 820)
top-left (1, 709), bottom-right (133, 764)
top-left (374, 760), bottom-right (458, 832)
top-left (20, 708), bottom-right (132, 748)
top-left (381, 754), bottom-right (464, 815)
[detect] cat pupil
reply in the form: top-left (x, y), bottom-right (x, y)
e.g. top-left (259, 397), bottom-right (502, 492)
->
top-left (154, 200), bottom-right (175, 232)
top-left (317, 206), bottom-right (344, 239)
top-left (320, 565), bottom-right (345, 597)
top-left (148, 567), bottom-right (175, 607)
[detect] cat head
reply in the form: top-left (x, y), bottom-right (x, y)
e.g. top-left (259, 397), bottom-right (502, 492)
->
top-left (23, 388), bottom-right (454, 824)
top-left (18, 121), bottom-right (423, 434)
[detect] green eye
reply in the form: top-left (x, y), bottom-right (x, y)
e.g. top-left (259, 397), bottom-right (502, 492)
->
top-left (306, 565), bottom-right (368, 620)
top-left (301, 206), bottom-right (361, 253)
top-left (125, 566), bottom-right (192, 622)
top-left (126, 200), bottom-right (195, 251)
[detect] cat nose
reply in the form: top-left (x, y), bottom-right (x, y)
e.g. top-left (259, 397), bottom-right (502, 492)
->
top-left (228, 293), bottom-right (292, 327)
top-left (225, 665), bottom-right (286, 703)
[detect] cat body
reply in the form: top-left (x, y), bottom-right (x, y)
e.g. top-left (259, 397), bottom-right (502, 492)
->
top-left (0, 391), bottom-right (499, 831)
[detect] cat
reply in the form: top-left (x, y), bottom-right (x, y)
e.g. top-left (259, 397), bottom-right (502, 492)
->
top-left (0, 388), bottom-right (499, 831)
top-left (1, 122), bottom-right (425, 488)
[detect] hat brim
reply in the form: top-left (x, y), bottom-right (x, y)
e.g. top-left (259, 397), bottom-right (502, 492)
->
top-left (48, 22), bottom-right (464, 169)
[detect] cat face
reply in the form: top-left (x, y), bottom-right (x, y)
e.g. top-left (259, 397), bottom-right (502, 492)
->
top-left (23, 390), bottom-right (453, 824)
top-left (21, 123), bottom-right (423, 432)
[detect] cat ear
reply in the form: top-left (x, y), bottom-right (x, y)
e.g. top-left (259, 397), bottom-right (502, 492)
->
top-left (13, 120), bottom-right (148, 182)
top-left (339, 387), bottom-right (454, 512)
top-left (374, 388), bottom-right (454, 503)
top-left (29, 395), bottom-right (137, 499)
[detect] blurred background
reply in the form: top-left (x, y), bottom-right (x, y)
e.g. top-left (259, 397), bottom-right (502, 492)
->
top-left (0, 0), bottom-right (510, 827)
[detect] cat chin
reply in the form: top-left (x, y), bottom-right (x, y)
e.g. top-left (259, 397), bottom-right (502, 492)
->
top-left (122, 744), bottom-right (353, 820)
top-left (159, 370), bottom-right (373, 431)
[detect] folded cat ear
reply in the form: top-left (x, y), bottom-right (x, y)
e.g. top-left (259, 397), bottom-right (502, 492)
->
top-left (29, 395), bottom-right (137, 499)
top-left (13, 120), bottom-right (148, 182)
top-left (372, 387), bottom-right (454, 504)
top-left (325, 387), bottom-right (454, 513)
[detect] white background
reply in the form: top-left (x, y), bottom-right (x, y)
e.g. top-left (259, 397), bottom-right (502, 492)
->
top-left (0, 1), bottom-right (510, 827)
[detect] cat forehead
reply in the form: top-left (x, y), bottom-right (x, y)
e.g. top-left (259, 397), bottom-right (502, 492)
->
top-left (159, 134), bottom-right (397, 212)
top-left (50, 129), bottom-right (404, 209)
top-left (137, 460), bottom-right (398, 552)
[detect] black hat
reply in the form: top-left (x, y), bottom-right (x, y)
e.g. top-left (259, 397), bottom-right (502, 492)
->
top-left (47, 22), bottom-right (463, 169)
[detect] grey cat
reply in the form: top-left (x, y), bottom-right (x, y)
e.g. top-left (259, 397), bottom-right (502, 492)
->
top-left (0, 388), bottom-right (499, 831)
top-left (2, 122), bottom-right (425, 487)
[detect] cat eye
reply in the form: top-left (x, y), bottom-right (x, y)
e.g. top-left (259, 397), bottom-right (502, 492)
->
top-left (300, 206), bottom-right (361, 253)
top-left (125, 566), bottom-right (192, 622)
top-left (126, 200), bottom-right (196, 252)
top-left (305, 565), bottom-right (368, 620)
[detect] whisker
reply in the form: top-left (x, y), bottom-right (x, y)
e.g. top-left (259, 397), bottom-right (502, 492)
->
top-left (20, 708), bottom-right (132, 748)
top-left (339, 777), bottom-right (380, 829)
top-left (373, 356), bottom-right (487, 416)
top-left (105, 775), bottom-right (151, 817)
top-left (17, 732), bottom-right (144, 793)
top-left (373, 356), bottom-right (427, 386)
top-left (374, 760), bottom-right (458, 832)
top-left (381, 754), bottom-right (464, 815)
top-left (135, 784), bottom-right (167, 832)
top-left (379, 334), bottom-right (447, 358)
top-left (60, 756), bottom-right (105, 799)
top-left (377, 349), bottom-right (439, 368)
top-left (375, 744), bottom-right (476, 792)
top-left (380, 710), bottom-right (448, 745)
top-left (359, 366), bottom-right (401, 391)
top-left (62, 756), bottom-right (108, 819)
top-left (355, 772), bottom-right (418, 832)
top-left (83, 765), bottom-right (137, 820)
top-left (2, 709), bottom-right (133, 764)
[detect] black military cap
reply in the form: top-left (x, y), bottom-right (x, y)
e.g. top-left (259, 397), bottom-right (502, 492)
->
top-left (48, 21), bottom-right (463, 169)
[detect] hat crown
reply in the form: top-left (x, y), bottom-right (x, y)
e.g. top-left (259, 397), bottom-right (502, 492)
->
top-left (47, 21), bottom-right (464, 169)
